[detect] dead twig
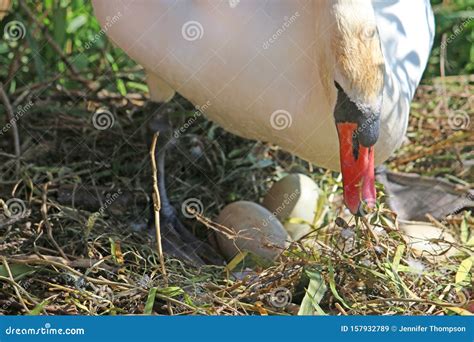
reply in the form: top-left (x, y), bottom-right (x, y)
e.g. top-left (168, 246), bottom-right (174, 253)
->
top-left (0, 82), bottom-right (21, 173)
top-left (193, 211), bottom-right (250, 241)
top-left (6, 255), bottom-right (134, 289)
top-left (360, 296), bottom-right (466, 308)
top-left (361, 216), bottom-right (380, 245)
top-left (149, 133), bottom-right (167, 280)
top-left (40, 182), bottom-right (69, 261)
top-left (1, 257), bottom-right (30, 313)
top-left (150, 132), bottom-right (173, 315)
top-left (335, 302), bottom-right (348, 315)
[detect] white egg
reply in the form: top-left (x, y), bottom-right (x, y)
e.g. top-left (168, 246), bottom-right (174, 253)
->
top-left (262, 174), bottom-right (320, 240)
top-left (215, 201), bottom-right (290, 261)
top-left (400, 222), bottom-right (457, 263)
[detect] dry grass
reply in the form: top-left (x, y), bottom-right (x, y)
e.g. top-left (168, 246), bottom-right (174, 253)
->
top-left (0, 73), bottom-right (472, 316)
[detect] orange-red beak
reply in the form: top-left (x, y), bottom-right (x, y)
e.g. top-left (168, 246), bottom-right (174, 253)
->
top-left (336, 122), bottom-right (376, 215)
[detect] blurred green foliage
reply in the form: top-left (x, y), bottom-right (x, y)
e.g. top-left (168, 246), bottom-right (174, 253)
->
top-left (0, 0), bottom-right (473, 95)
top-left (428, 0), bottom-right (474, 76)
top-left (0, 0), bottom-right (140, 95)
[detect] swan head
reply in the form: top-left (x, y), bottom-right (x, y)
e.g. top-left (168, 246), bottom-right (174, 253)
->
top-left (330, 0), bottom-right (385, 215)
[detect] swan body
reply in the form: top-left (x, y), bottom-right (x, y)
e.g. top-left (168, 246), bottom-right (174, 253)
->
top-left (92, 0), bottom-right (434, 213)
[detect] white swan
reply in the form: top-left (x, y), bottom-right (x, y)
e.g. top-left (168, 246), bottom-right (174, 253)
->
top-left (92, 0), bottom-right (434, 214)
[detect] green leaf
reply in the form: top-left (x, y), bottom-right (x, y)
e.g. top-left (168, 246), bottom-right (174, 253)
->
top-left (25, 29), bottom-right (45, 81)
top-left (158, 286), bottom-right (184, 298)
top-left (144, 287), bottom-right (157, 314)
top-left (86, 213), bottom-right (99, 238)
top-left (286, 217), bottom-right (312, 227)
top-left (27, 300), bottom-right (49, 315)
top-left (71, 53), bottom-right (89, 71)
top-left (446, 307), bottom-right (473, 316)
top-left (459, 213), bottom-right (470, 244)
top-left (328, 263), bottom-right (351, 309)
top-left (126, 81), bottom-right (148, 92)
top-left (467, 235), bottom-right (474, 247)
top-left (108, 237), bottom-right (117, 262)
top-left (67, 14), bottom-right (87, 33)
top-left (392, 244), bottom-right (405, 271)
top-left (226, 251), bottom-right (248, 272)
top-left (298, 269), bottom-right (327, 315)
top-left (0, 264), bottom-right (35, 279)
top-left (53, 7), bottom-right (67, 51)
top-left (183, 293), bottom-right (195, 307)
top-left (312, 193), bottom-right (326, 227)
top-left (455, 257), bottom-right (473, 288)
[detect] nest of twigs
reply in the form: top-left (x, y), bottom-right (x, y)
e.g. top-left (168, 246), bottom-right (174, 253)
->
top-left (0, 74), bottom-right (472, 315)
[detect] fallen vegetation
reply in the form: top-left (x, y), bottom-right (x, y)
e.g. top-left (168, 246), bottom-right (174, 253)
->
top-left (0, 0), bottom-right (472, 316)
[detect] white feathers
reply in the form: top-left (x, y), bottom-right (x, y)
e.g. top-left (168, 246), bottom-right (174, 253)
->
top-left (91, 0), bottom-right (434, 171)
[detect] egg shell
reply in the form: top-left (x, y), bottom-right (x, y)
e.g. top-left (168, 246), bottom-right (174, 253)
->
top-left (215, 201), bottom-right (290, 261)
top-left (400, 222), bottom-right (457, 263)
top-left (262, 174), bottom-right (320, 240)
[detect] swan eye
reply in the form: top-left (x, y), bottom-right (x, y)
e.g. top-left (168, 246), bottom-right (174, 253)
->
top-left (362, 27), bottom-right (376, 40)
